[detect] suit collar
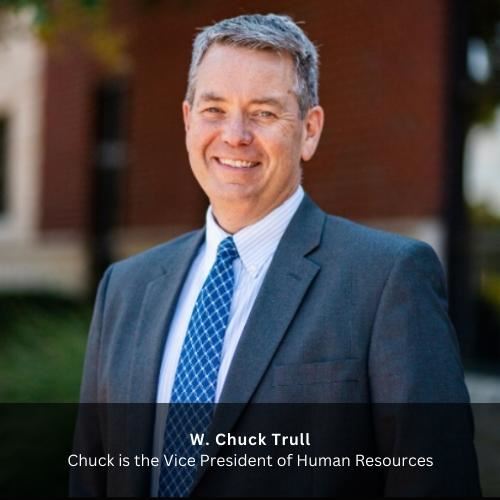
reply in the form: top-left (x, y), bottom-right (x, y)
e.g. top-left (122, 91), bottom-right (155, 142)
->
top-left (206, 185), bottom-right (305, 279)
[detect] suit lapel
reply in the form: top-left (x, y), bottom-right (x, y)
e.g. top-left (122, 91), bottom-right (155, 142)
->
top-left (219, 194), bottom-right (325, 405)
top-left (192, 195), bottom-right (326, 490)
top-left (124, 230), bottom-right (204, 496)
top-left (127, 230), bottom-right (205, 403)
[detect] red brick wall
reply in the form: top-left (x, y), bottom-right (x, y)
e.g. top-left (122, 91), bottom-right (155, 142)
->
top-left (40, 0), bottom-right (449, 232)
top-left (40, 45), bottom-right (98, 231)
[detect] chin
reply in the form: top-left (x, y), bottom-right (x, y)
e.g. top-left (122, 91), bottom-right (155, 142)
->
top-left (210, 183), bottom-right (259, 201)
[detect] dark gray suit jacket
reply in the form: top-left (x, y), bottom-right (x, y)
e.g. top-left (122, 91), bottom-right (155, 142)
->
top-left (71, 194), bottom-right (480, 496)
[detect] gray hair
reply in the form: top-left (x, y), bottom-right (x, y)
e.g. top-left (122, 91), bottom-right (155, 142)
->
top-left (186, 13), bottom-right (319, 118)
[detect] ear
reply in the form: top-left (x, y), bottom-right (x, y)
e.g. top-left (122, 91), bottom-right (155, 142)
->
top-left (301, 105), bottom-right (324, 162)
top-left (182, 100), bottom-right (191, 132)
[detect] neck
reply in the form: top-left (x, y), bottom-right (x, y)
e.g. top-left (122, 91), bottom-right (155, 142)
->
top-left (210, 186), bottom-right (299, 234)
top-left (211, 207), bottom-right (262, 234)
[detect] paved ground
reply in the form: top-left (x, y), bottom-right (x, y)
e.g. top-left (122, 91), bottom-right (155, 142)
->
top-left (465, 372), bottom-right (500, 497)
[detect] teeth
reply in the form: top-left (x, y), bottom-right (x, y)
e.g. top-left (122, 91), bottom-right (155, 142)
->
top-left (219, 158), bottom-right (258, 168)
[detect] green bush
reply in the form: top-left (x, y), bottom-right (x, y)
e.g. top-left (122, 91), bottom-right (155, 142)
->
top-left (0, 293), bottom-right (92, 402)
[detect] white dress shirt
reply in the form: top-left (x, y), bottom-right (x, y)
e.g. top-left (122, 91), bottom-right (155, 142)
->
top-left (151, 186), bottom-right (304, 494)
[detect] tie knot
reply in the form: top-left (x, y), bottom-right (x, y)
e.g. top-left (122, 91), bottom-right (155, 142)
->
top-left (217, 236), bottom-right (239, 263)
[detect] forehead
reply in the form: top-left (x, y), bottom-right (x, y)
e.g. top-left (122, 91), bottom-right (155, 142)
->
top-left (193, 44), bottom-right (297, 102)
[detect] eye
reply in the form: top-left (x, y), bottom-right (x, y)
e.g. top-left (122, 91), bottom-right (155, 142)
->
top-left (203, 107), bottom-right (224, 114)
top-left (254, 110), bottom-right (276, 119)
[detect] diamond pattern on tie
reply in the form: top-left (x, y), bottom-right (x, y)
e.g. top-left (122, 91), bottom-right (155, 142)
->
top-left (158, 237), bottom-right (239, 497)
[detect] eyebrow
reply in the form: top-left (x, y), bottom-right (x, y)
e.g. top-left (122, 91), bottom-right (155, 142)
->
top-left (197, 93), bottom-right (285, 109)
top-left (250, 97), bottom-right (285, 109)
top-left (198, 92), bottom-right (226, 103)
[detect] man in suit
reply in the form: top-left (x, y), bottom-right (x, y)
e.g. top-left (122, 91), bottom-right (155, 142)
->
top-left (71, 13), bottom-right (480, 497)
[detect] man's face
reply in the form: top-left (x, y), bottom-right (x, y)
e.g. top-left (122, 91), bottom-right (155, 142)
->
top-left (183, 44), bottom-right (323, 227)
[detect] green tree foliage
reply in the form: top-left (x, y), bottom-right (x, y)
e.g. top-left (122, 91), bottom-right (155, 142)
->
top-left (0, 0), bottom-right (129, 72)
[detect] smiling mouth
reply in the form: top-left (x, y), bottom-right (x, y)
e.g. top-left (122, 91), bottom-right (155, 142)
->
top-left (215, 157), bottom-right (260, 169)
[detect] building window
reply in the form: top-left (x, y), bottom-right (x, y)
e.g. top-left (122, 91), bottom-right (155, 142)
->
top-left (0, 116), bottom-right (7, 214)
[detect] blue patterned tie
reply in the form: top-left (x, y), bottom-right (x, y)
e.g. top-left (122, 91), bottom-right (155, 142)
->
top-left (158, 236), bottom-right (239, 497)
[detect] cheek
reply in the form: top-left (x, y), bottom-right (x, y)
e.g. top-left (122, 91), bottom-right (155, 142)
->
top-left (260, 122), bottom-right (304, 155)
top-left (263, 133), bottom-right (303, 164)
top-left (187, 122), bottom-right (219, 154)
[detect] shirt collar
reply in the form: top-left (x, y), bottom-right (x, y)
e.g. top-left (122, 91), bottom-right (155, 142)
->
top-left (205, 186), bottom-right (304, 278)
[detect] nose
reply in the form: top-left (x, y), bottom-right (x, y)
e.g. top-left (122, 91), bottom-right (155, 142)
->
top-left (221, 113), bottom-right (253, 147)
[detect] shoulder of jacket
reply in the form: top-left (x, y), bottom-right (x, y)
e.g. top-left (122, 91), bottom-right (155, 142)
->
top-left (105, 228), bottom-right (203, 283)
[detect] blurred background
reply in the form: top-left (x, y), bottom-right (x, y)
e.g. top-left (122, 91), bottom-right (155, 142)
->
top-left (0, 0), bottom-right (499, 494)
top-left (0, 0), bottom-right (499, 396)
top-left (0, 0), bottom-right (499, 414)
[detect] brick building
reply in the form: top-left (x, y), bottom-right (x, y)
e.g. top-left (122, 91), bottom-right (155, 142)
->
top-left (0, 0), bottom-right (455, 294)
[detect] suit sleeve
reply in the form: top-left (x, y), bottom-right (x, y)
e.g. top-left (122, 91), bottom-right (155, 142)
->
top-left (368, 241), bottom-right (481, 496)
top-left (69, 265), bottom-right (114, 497)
